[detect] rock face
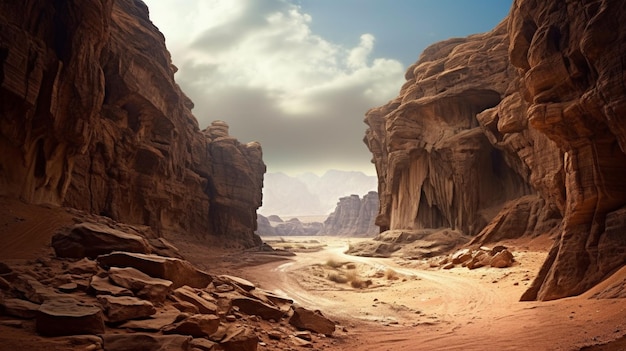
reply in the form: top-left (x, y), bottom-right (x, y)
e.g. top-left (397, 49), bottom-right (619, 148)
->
top-left (0, 0), bottom-right (264, 246)
top-left (364, 0), bottom-right (626, 300)
top-left (365, 21), bottom-right (532, 237)
top-left (318, 191), bottom-right (379, 236)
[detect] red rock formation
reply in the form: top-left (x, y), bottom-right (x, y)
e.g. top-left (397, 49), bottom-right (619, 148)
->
top-left (365, 0), bottom-right (626, 300)
top-left (0, 1), bottom-right (264, 246)
top-left (364, 22), bottom-right (532, 237)
top-left (508, 0), bottom-right (626, 301)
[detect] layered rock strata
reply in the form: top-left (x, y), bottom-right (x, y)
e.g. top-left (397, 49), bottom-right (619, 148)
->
top-left (318, 191), bottom-right (379, 236)
top-left (0, 0), bottom-right (264, 245)
top-left (364, 0), bottom-right (626, 300)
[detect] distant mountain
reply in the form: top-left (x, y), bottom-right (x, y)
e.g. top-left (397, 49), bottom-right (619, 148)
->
top-left (259, 170), bottom-right (378, 217)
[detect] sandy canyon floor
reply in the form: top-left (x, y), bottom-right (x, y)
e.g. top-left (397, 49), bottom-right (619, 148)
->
top-left (1, 198), bottom-right (626, 351)
top-left (193, 236), bottom-right (626, 351)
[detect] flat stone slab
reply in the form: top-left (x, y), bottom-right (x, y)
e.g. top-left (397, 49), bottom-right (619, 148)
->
top-left (90, 274), bottom-right (133, 297)
top-left (173, 286), bottom-right (218, 314)
top-left (1, 298), bottom-right (40, 319)
top-left (231, 296), bottom-right (284, 321)
top-left (162, 314), bottom-right (220, 338)
top-left (52, 222), bottom-right (150, 259)
top-left (119, 306), bottom-right (181, 331)
top-left (36, 298), bottom-right (105, 336)
top-left (289, 306), bottom-right (335, 336)
top-left (97, 295), bottom-right (156, 323)
top-left (108, 267), bottom-right (172, 303)
top-left (97, 252), bottom-right (212, 289)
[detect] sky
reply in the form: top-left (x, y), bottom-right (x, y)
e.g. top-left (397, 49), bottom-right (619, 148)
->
top-left (142, 0), bottom-right (511, 176)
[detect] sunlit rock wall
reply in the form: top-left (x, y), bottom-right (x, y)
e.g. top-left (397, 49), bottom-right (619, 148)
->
top-left (509, 0), bottom-right (626, 301)
top-left (0, 0), bottom-right (265, 246)
top-left (365, 22), bottom-right (533, 237)
top-left (365, 0), bottom-right (626, 300)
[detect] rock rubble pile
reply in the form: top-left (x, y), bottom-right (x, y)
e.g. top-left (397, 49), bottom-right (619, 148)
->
top-left (0, 221), bottom-right (337, 351)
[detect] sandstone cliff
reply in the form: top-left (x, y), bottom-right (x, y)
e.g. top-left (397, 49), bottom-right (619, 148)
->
top-left (318, 192), bottom-right (379, 237)
top-left (0, 1), bottom-right (264, 246)
top-left (365, 0), bottom-right (626, 300)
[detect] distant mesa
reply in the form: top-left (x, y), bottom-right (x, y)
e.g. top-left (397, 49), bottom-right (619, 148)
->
top-left (256, 191), bottom-right (379, 237)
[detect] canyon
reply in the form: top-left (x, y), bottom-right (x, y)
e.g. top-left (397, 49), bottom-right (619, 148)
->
top-left (1, 0), bottom-right (626, 350)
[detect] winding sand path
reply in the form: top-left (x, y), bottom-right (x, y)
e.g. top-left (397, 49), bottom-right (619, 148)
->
top-left (243, 237), bottom-right (626, 351)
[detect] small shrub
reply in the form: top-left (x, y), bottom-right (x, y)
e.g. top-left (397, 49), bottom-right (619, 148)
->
top-left (327, 272), bottom-right (348, 284)
top-left (325, 258), bottom-right (343, 269)
top-left (350, 278), bottom-right (373, 289)
top-left (385, 268), bottom-right (399, 280)
top-left (345, 269), bottom-right (359, 282)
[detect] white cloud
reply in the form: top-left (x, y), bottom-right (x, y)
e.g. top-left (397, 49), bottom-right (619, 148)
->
top-left (143, 0), bottom-right (405, 174)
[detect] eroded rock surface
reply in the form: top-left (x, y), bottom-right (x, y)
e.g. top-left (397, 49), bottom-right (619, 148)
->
top-left (318, 192), bottom-right (379, 236)
top-left (0, 0), bottom-right (264, 247)
top-left (364, 0), bottom-right (626, 300)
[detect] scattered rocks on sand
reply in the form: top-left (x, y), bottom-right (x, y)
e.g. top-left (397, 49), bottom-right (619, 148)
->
top-left (0, 219), bottom-right (338, 350)
top-left (432, 246), bottom-right (516, 270)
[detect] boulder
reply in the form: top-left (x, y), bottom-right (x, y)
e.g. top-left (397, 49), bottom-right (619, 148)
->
top-left (97, 252), bottom-right (212, 289)
top-left (190, 338), bottom-right (218, 351)
top-left (52, 222), bottom-right (150, 259)
top-left (162, 314), bottom-right (220, 338)
top-left (451, 248), bottom-right (472, 264)
top-left (231, 297), bottom-right (284, 321)
top-left (219, 324), bottom-right (259, 351)
top-left (289, 307), bottom-right (335, 336)
top-left (173, 285), bottom-right (218, 314)
top-left (101, 333), bottom-right (192, 351)
top-left (36, 298), bottom-right (104, 336)
top-left (1, 298), bottom-right (40, 319)
top-left (108, 267), bottom-right (173, 303)
top-left (97, 295), bottom-right (156, 323)
top-left (490, 249), bottom-right (515, 268)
